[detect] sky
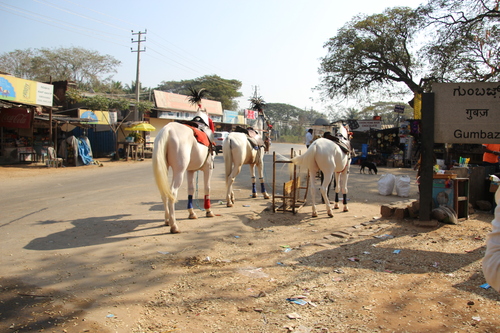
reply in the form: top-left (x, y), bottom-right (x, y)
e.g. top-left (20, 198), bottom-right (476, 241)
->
top-left (0, 0), bottom-right (424, 112)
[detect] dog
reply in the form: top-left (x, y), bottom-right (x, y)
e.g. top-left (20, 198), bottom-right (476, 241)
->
top-left (360, 161), bottom-right (378, 175)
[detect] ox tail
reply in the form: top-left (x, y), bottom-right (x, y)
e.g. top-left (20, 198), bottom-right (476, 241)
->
top-left (223, 135), bottom-right (233, 185)
top-left (152, 126), bottom-right (176, 203)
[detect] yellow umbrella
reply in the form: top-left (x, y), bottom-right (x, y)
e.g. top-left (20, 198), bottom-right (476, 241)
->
top-left (125, 123), bottom-right (156, 131)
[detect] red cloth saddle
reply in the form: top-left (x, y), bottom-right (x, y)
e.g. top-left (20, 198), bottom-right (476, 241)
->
top-left (183, 124), bottom-right (210, 147)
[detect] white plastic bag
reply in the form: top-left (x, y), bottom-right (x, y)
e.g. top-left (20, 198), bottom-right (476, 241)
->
top-left (395, 175), bottom-right (411, 197)
top-left (378, 174), bottom-right (396, 196)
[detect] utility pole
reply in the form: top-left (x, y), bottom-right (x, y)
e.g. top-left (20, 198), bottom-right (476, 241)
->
top-left (131, 29), bottom-right (146, 121)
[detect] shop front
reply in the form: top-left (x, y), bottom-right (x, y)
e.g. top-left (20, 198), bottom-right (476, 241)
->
top-left (0, 107), bottom-right (38, 164)
top-left (0, 74), bottom-right (55, 165)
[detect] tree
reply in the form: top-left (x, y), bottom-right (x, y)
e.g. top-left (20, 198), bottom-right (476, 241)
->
top-left (0, 47), bottom-right (121, 90)
top-left (0, 48), bottom-right (37, 79)
top-left (318, 7), bottom-right (425, 102)
top-left (156, 75), bottom-right (242, 110)
top-left (123, 80), bottom-right (151, 99)
top-left (264, 103), bottom-right (328, 142)
top-left (83, 95), bottom-right (111, 111)
top-left (327, 106), bottom-right (363, 122)
top-left (265, 103), bottom-right (302, 125)
top-left (421, 0), bottom-right (500, 82)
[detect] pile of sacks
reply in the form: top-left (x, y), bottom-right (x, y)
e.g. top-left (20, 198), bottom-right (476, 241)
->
top-left (377, 174), bottom-right (411, 197)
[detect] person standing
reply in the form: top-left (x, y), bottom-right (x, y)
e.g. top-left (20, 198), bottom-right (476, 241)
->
top-left (305, 129), bottom-right (313, 148)
top-left (483, 143), bottom-right (500, 173)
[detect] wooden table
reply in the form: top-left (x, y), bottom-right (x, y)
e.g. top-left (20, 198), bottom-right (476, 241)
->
top-left (119, 142), bottom-right (144, 161)
top-left (19, 152), bottom-right (37, 163)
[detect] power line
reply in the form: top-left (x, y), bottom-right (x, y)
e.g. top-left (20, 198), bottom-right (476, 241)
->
top-left (31, 0), bottom-right (242, 81)
top-left (0, 2), bottom-right (129, 48)
top-left (33, 0), bottom-right (129, 32)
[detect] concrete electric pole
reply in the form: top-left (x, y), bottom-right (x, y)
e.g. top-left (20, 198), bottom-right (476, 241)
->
top-left (131, 30), bottom-right (147, 121)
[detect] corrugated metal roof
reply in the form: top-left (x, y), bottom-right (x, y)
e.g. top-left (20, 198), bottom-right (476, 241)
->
top-left (35, 114), bottom-right (94, 124)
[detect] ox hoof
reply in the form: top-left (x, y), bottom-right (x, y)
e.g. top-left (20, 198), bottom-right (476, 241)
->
top-left (312, 212), bottom-right (318, 218)
top-left (164, 221), bottom-right (170, 226)
top-left (263, 193), bottom-right (271, 199)
top-left (189, 213), bottom-right (198, 219)
top-left (334, 204), bottom-right (340, 210)
top-left (227, 202), bottom-right (234, 207)
top-left (343, 207), bottom-right (349, 212)
top-left (206, 211), bottom-right (215, 217)
top-left (252, 193), bottom-right (257, 198)
top-left (327, 211), bottom-right (334, 217)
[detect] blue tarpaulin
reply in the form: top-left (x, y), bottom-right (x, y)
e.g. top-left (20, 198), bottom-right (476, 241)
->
top-left (77, 138), bottom-right (93, 165)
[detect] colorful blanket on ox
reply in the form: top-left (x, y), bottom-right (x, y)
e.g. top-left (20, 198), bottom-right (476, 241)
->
top-left (183, 124), bottom-right (210, 147)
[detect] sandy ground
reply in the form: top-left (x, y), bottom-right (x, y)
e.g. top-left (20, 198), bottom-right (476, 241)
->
top-left (1, 154), bottom-right (500, 333)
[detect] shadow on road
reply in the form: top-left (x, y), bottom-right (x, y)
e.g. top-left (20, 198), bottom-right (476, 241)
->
top-left (24, 214), bottom-right (164, 250)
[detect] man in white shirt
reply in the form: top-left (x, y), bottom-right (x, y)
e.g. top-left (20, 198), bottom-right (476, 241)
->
top-left (305, 129), bottom-right (313, 148)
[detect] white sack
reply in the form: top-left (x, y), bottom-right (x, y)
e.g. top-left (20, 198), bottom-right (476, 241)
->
top-left (378, 174), bottom-right (396, 196)
top-left (395, 175), bottom-right (411, 197)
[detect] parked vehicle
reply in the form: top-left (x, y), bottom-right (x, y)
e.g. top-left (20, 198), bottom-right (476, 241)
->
top-left (214, 131), bottom-right (229, 154)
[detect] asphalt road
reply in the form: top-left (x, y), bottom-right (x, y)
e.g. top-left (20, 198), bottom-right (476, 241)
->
top-left (1, 141), bottom-right (416, 242)
top-left (1, 142), bottom-right (305, 225)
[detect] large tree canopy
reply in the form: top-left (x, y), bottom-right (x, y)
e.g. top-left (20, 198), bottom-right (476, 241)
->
top-left (318, 1), bottom-right (500, 103)
top-left (318, 7), bottom-right (425, 101)
top-left (0, 46), bottom-right (121, 90)
top-left (421, 0), bottom-right (500, 82)
top-left (156, 75), bottom-right (242, 111)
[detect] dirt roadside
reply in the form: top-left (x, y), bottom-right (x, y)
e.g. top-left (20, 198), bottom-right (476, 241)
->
top-left (1, 158), bottom-right (499, 333)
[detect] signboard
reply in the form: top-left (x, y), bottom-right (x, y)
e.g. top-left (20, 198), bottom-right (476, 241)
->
top-left (433, 82), bottom-right (500, 144)
top-left (0, 74), bottom-right (53, 107)
top-left (353, 120), bottom-right (382, 131)
top-left (394, 104), bottom-right (405, 113)
top-left (78, 109), bottom-right (113, 125)
top-left (0, 108), bottom-right (31, 128)
top-left (223, 110), bottom-right (238, 124)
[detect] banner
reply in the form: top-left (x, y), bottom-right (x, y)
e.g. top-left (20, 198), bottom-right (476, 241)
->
top-left (0, 108), bottom-right (31, 128)
top-left (0, 74), bottom-right (53, 106)
top-left (244, 109), bottom-right (256, 119)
